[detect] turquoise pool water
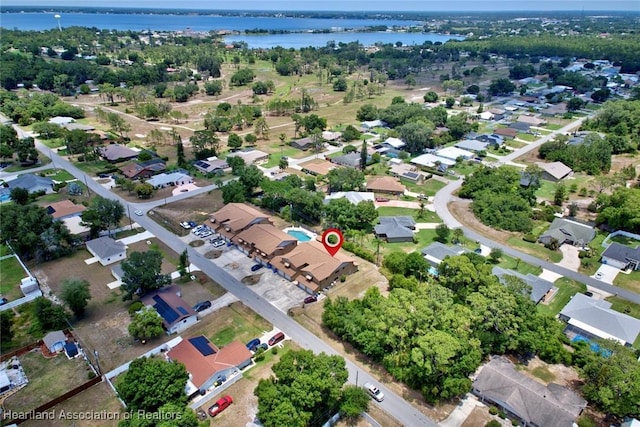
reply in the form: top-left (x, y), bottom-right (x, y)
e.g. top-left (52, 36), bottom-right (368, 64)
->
top-left (287, 230), bottom-right (311, 242)
top-left (428, 266), bottom-right (439, 276)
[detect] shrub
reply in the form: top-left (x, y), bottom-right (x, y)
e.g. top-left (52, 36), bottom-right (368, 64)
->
top-left (340, 275), bottom-right (346, 283)
top-left (271, 347), bottom-right (278, 355)
top-left (522, 233), bottom-right (537, 243)
top-left (489, 407), bottom-right (499, 416)
top-left (342, 241), bottom-right (375, 263)
top-left (128, 301), bottom-right (143, 316)
top-left (486, 421), bottom-right (501, 427)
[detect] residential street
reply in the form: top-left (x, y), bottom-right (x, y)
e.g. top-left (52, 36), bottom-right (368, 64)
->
top-left (29, 135), bottom-right (440, 427)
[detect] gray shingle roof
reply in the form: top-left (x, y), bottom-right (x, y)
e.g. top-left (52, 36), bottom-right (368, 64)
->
top-left (86, 236), bottom-right (126, 260)
top-left (374, 216), bottom-right (416, 239)
top-left (8, 174), bottom-right (53, 194)
top-left (601, 242), bottom-right (640, 264)
top-left (492, 266), bottom-right (554, 303)
top-left (421, 242), bottom-right (467, 265)
top-left (473, 356), bottom-right (586, 427)
top-left (43, 330), bottom-right (66, 351)
top-left (560, 293), bottom-right (640, 345)
top-left (539, 218), bottom-right (595, 246)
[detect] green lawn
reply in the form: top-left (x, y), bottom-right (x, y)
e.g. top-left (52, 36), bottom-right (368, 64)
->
top-left (0, 256), bottom-right (27, 301)
top-left (517, 133), bottom-right (538, 142)
top-left (545, 123), bottom-right (564, 131)
top-left (450, 161), bottom-right (481, 177)
top-left (0, 244), bottom-right (12, 257)
top-left (209, 305), bottom-right (271, 347)
top-left (504, 139), bottom-right (526, 149)
top-left (400, 178), bottom-right (447, 196)
top-left (613, 270), bottom-right (640, 294)
top-left (606, 296), bottom-right (640, 321)
top-left (38, 137), bottom-right (67, 149)
top-left (609, 234), bottom-right (640, 248)
top-left (262, 147), bottom-right (301, 168)
top-left (360, 228), bottom-right (438, 257)
top-left (535, 181), bottom-right (557, 201)
top-left (73, 160), bottom-right (118, 175)
top-left (376, 206), bottom-right (440, 223)
top-left (44, 170), bottom-right (75, 182)
top-left (537, 278), bottom-right (586, 317)
top-left (506, 236), bottom-right (563, 263)
top-left (497, 255), bottom-right (543, 276)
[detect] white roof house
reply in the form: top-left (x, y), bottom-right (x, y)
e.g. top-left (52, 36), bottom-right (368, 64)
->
top-left (435, 146), bottom-right (474, 161)
top-left (48, 116), bottom-right (74, 125)
top-left (226, 149), bottom-right (269, 165)
top-left (146, 172), bottom-right (193, 189)
top-left (559, 293), bottom-right (640, 347)
top-left (324, 192), bottom-right (375, 205)
top-left (383, 137), bottom-right (406, 149)
top-left (455, 140), bottom-right (488, 153)
top-left (410, 153), bottom-right (456, 168)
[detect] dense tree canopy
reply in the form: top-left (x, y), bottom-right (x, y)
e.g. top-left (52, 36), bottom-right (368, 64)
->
top-left (255, 350), bottom-right (349, 427)
top-left (595, 187), bottom-right (640, 233)
top-left (538, 134), bottom-right (612, 175)
top-left (120, 250), bottom-right (171, 300)
top-left (80, 196), bottom-right (125, 238)
top-left (116, 357), bottom-right (189, 412)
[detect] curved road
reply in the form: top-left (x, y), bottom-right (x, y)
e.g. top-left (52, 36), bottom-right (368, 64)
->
top-left (29, 137), bottom-right (438, 427)
top-left (433, 119), bottom-right (640, 305)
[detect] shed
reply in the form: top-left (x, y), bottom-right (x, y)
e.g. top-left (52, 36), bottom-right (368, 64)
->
top-left (43, 330), bottom-right (67, 353)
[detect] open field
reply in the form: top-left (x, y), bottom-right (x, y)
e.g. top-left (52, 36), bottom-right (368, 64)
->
top-left (4, 351), bottom-right (92, 413)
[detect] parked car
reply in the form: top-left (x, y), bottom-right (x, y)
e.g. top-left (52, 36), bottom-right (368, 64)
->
top-left (134, 210), bottom-right (143, 216)
top-left (211, 240), bottom-right (225, 248)
top-left (246, 338), bottom-right (261, 351)
top-left (193, 301), bottom-right (212, 312)
top-left (303, 295), bottom-right (318, 304)
top-left (208, 395), bottom-right (233, 417)
top-left (0, 297), bottom-right (8, 306)
top-left (192, 225), bottom-right (205, 234)
top-left (257, 343), bottom-right (268, 351)
top-left (187, 221), bottom-right (197, 228)
top-left (584, 291), bottom-right (594, 297)
top-left (364, 382), bottom-right (385, 402)
top-left (250, 264), bottom-right (264, 272)
top-left (375, 197), bottom-right (389, 202)
top-left (180, 221), bottom-right (192, 229)
top-left (595, 272), bottom-right (603, 279)
top-left (268, 332), bottom-right (285, 346)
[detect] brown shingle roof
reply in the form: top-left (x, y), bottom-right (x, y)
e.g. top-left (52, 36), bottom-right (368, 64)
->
top-left (235, 224), bottom-right (297, 258)
top-left (210, 203), bottom-right (272, 236)
top-left (46, 200), bottom-right (86, 219)
top-left (494, 128), bottom-right (518, 138)
top-left (366, 176), bottom-right (406, 194)
top-left (300, 159), bottom-right (336, 176)
top-left (167, 338), bottom-right (251, 389)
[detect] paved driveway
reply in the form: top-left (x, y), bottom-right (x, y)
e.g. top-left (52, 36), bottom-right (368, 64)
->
top-left (592, 264), bottom-right (620, 285)
top-left (557, 245), bottom-right (580, 271)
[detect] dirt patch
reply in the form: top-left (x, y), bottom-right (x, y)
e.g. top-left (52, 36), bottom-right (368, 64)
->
top-left (241, 274), bottom-right (262, 286)
top-left (189, 240), bottom-right (205, 247)
top-left (149, 190), bottom-right (225, 233)
top-left (515, 356), bottom-right (582, 389)
top-left (205, 250), bottom-right (222, 259)
top-left (460, 406), bottom-right (492, 427)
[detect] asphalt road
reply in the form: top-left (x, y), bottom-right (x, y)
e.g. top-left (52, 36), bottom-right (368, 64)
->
top-left (432, 118), bottom-right (640, 305)
top-left (29, 137), bottom-right (439, 427)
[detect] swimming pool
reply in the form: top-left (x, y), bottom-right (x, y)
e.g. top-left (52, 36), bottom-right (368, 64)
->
top-left (572, 335), bottom-right (612, 357)
top-left (287, 230), bottom-right (312, 242)
top-left (428, 266), bottom-right (439, 276)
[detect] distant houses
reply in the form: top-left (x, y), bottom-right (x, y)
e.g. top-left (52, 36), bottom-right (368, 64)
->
top-left (146, 171), bottom-right (193, 189)
top-left (365, 176), bottom-right (405, 196)
top-left (119, 159), bottom-right (166, 180)
top-left (193, 159), bottom-right (229, 175)
top-left (535, 161), bottom-right (573, 182)
top-left (226, 149), bottom-right (269, 165)
top-left (99, 144), bottom-right (139, 163)
top-left (7, 174), bottom-right (54, 194)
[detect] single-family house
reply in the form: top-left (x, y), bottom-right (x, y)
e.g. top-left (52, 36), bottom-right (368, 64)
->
top-left (360, 120), bottom-right (387, 130)
top-left (478, 111), bottom-right (494, 121)
top-left (473, 356), bottom-right (586, 427)
top-left (382, 137), bottom-right (406, 150)
top-left (601, 243), bottom-right (640, 271)
top-left (119, 159), bottom-right (166, 180)
top-left (474, 134), bottom-right (504, 147)
top-left (389, 162), bottom-right (424, 182)
top-left (141, 286), bottom-right (198, 335)
top-left (272, 240), bottom-right (357, 294)
top-left (61, 122), bottom-right (95, 131)
top-left (86, 236), bottom-right (126, 266)
top-left (535, 161), bottom-right (573, 182)
top-left (538, 218), bottom-right (595, 248)
top-left (410, 153), bottom-right (456, 169)
top-left (166, 336), bottom-right (252, 395)
top-left (322, 131), bottom-right (342, 143)
top-left (291, 136), bottom-right (316, 151)
top-left (7, 174), bottom-right (54, 194)
top-left (300, 159), bottom-right (336, 176)
top-left (455, 139), bottom-right (488, 153)
top-left (226, 149), bottom-right (269, 165)
top-left (508, 121), bottom-right (531, 132)
top-left (99, 144), bottom-right (139, 162)
top-left (516, 114), bottom-right (547, 126)
top-left (331, 152), bottom-right (366, 168)
top-left (48, 116), bottom-right (74, 125)
top-left (366, 176), bottom-right (405, 196)
top-left (146, 171), bottom-right (193, 189)
top-left (210, 203), bottom-right (273, 241)
top-left (43, 330), bottom-right (67, 353)
top-left (488, 108), bottom-right (507, 120)
top-left (374, 216), bottom-right (416, 243)
top-left (435, 146), bottom-right (474, 162)
top-left (559, 293), bottom-right (640, 347)
top-left (234, 224), bottom-right (298, 262)
top-left (193, 159), bottom-right (229, 175)
top-left (494, 128), bottom-right (518, 139)
top-left (421, 242), bottom-right (468, 266)
top-left (541, 103), bottom-right (568, 117)
top-left (324, 192), bottom-right (375, 205)
top-left (46, 200), bottom-right (86, 220)
top-left (492, 266), bottom-right (554, 304)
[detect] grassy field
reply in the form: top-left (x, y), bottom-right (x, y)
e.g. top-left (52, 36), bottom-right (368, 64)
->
top-left (613, 270), bottom-right (640, 294)
top-left (400, 178), bottom-right (447, 196)
top-left (0, 256), bottom-right (27, 301)
top-left (43, 169), bottom-right (76, 181)
top-left (545, 123), bottom-right (564, 131)
top-left (606, 296), bottom-right (640, 320)
top-left (209, 302), bottom-right (272, 347)
top-left (504, 139), bottom-right (527, 149)
top-left (376, 206), bottom-right (440, 223)
top-left (497, 255), bottom-right (543, 276)
top-left (360, 228), bottom-right (438, 257)
top-left (506, 235), bottom-right (563, 263)
top-left (537, 278), bottom-right (586, 317)
top-left (517, 133), bottom-right (538, 142)
top-left (0, 244), bottom-right (12, 257)
top-left (4, 351), bottom-right (91, 413)
top-left (535, 180), bottom-right (558, 200)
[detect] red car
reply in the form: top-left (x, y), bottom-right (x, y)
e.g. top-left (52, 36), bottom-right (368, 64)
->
top-left (208, 395), bottom-right (233, 417)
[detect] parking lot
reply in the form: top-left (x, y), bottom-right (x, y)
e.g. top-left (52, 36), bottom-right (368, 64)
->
top-left (181, 229), bottom-right (309, 313)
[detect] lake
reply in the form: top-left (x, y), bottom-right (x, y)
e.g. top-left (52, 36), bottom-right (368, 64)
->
top-left (0, 12), bottom-right (463, 48)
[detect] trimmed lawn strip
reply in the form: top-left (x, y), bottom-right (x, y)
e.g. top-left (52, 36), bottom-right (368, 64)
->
top-left (497, 255), bottom-right (543, 276)
top-left (208, 302), bottom-right (272, 347)
top-left (613, 270), bottom-right (640, 294)
top-left (0, 256), bottom-right (27, 301)
top-left (537, 278), bottom-right (586, 317)
top-left (506, 236), bottom-right (563, 263)
top-left (44, 170), bottom-right (76, 181)
top-left (400, 177), bottom-right (447, 196)
top-left (0, 244), bottom-right (12, 256)
top-left (376, 206), bottom-right (440, 223)
top-left (5, 351), bottom-right (91, 413)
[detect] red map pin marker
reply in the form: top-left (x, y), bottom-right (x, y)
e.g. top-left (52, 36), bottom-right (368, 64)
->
top-left (321, 228), bottom-right (344, 257)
